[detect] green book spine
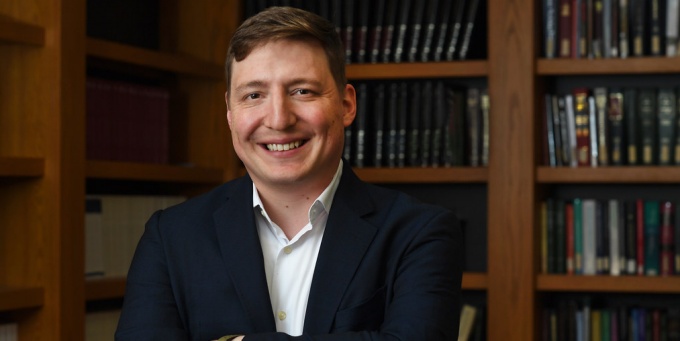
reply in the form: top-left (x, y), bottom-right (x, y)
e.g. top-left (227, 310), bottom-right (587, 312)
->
top-left (657, 88), bottom-right (677, 165)
top-left (574, 198), bottom-right (584, 274)
top-left (644, 200), bottom-right (660, 275)
top-left (638, 89), bottom-right (657, 165)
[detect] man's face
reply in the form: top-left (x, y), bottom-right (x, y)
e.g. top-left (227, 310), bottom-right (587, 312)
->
top-left (226, 39), bottom-right (356, 191)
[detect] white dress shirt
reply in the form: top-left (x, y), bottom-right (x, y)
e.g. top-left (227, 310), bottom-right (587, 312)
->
top-left (253, 161), bottom-right (343, 336)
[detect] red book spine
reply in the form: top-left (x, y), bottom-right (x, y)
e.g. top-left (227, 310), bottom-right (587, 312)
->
top-left (660, 201), bottom-right (674, 276)
top-left (573, 88), bottom-right (591, 166)
top-left (636, 199), bottom-right (645, 275)
top-left (559, 0), bottom-right (573, 57)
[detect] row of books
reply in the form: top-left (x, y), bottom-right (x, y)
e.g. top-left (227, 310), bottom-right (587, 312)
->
top-left (543, 87), bottom-right (680, 167)
top-left (0, 324), bottom-right (17, 341)
top-left (540, 198), bottom-right (680, 276)
top-left (86, 77), bottom-right (170, 164)
top-left (344, 81), bottom-right (489, 168)
top-left (85, 195), bottom-right (186, 278)
top-left (244, 0), bottom-right (486, 63)
top-left (542, 298), bottom-right (680, 341)
top-left (542, 0), bottom-right (680, 58)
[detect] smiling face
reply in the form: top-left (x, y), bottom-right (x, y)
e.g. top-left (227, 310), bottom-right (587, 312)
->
top-left (226, 38), bottom-right (356, 193)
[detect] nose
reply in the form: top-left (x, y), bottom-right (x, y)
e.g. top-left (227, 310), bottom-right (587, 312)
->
top-left (263, 92), bottom-right (296, 130)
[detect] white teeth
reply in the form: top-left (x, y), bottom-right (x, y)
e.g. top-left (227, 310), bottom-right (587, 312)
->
top-left (266, 141), bottom-right (301, 151)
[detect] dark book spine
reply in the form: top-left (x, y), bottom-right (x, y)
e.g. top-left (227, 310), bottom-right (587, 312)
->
top-left (420, 81), bottom-right (434, 167)
top-left (624, 200), bottom-right (638, 274)
top-left (556, 199), bottom-right (567, 274)
top-left (386, 83), bottom-right (399, 168)
top-left (354, 83), bottom-right (368, 167)
top-left (660, 201), bottom-right (674, 276)
top-left (546, 94), bottom-right (558, 166)
top-left (657, 88), bottom-right (676, 165)
top-left (676, 87), bottom-right (680, 165)
top-left (419, 0), bottom-right (440, 62)
top-left (343, 0), bottom-right (355, 64)
top-left (431, 81), bottom-right (446, 166)
top-left (638, 88), bottom-right (657, 165)
top-left (380, 0), bottom-right (399, 63)
top-left (594, 87), bottom-right (609, 165)
top-left (559, 0), bottom-right (573, 57)
top-left (631, 0), bottom-right (646, 56)
top-left (608, 89), bottom-right (624, 165)
top-left (368, 0), bottom-right (386, 63)
top-left (373, 83), bottom-right (386, 167)
top-left (624, 88), bottom-right (639, 165)
top-left (675, 200), bottom-right (680, 274)
top-left (406, 0), bottom-right (428, 62)
top-left (397, 82), bottom-right (408, 167)
top-left (432, 0), bottom-right (454, 61)
top-left (458, 0), bottom-right (481, 60)
top-left (466, 87), bottom-right (481, 166)
top-left (443, 87), bottom-right (465, 166)
top-left (331, 0), bottom-right (343, 40)
top-left (558, 96), bottom-right (572, 166)
top-left (649, 0), bottom-right (662, 56)
top-left (355, 0), bottom-right (370, 63)
top-left (544, 0), bottom-right (559, 58)
top-left (547, 199), bottom-right (556, 273)
top-left (393, 0), bottom-right (413, 63)
top-left (408, 82), bottom-right (422, 166)
top-left (445, 0), bottom-right (468, 60)
top-left (592, 0), bottom-right (604, 58)
top-left (480, 88), bottom-right (490, 166)
top-left (609, 0), bottom-right (619, 57)
top-left (643, 200), bottom-right (660, 275)
top-left (618, 0), bottom-right (629, 58)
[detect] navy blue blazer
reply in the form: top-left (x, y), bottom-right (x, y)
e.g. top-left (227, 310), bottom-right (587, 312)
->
top-left (115, 163), bottom-right (463, 340)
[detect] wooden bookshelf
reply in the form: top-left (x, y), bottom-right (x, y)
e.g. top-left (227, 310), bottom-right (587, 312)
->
top-left (0, 286), bottom-right (44, 311)
top-left (537, 275), bottom-right (680, 294)
top-left (537, 166), bottom-right (680, 183)
top-left (85, 277), bottom-right (126, 301)
top-left (86, 160), bottom-right (225, 184)
top-left (86, 38), bottom-right (223, 79)
top-left (0, 157), bottom-right (44, 177)
top-left (347, 60), bottom-right (488, 80)
top-left (462, 272), bottom-right (489, 290)
top-left (537, 57), bottom-right (680, 75)
top-left (0, 14), bottom-right (45, 46)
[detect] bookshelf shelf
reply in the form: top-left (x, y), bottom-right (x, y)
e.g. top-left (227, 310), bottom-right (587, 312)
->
top-left (0, 286), bottom-right (44, 311)
top-left (86, 38), bottom-right (223, 79)
top-left (537, 275), bottom-right (680, 294)
top-left (353, 167), bottom-right (488, 184)
top-left (0, 15), bottom-right (45, 46)
top-left (0, 157), bottom-right (45, 177)
top-left (462, 272), bottom-right (488, 290)
top-left (346, 61), bottom-right (488, 80)
top-left (537, 57), bottom-right (680, 75)
top-left (85, 277), bottom-right (126, 301)
top-left (536, 166), bottom-right (680, 183)
top-left (86, 160), bottom-right (225, 184)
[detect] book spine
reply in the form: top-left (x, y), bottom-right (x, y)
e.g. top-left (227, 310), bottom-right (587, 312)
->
top-left (406, 0), bottom-right (427, 63)
top-left (631, 0), bottom-right (646, 56)
top-left (419, 0), bottom-right (440, 62)
top-left (649, 0), bottom-right (662, 56)
top-left (545, 0), bottom-right (559, 58)
top-left (657, 88), bottom-right (677, 165)
top-left (354, 83), bottom-right (368, 167)
top-left (609, 199), bottom-right (621, 275)
top-left (480, 88), bottom-right (490, 166)
top-left (573, 89), bottom-right (592, 166)
top-left (566, 202), bottom-right (575, 274)
top-left (588, 95), bottom-right (599, 166)
top-left (431, 81), bottom-right (446, 167)
top-left (565, 94), bottom-right (579, 167)
top-left (636, 199), bottom-right (645, 275)
top-left (445, 0), bottom-right (468, 60)
top-left (660, 201), bottom-right (674, 276)
top-left (386, 83), bottom-right (399, 168)
top-left (594, 87), bottom-right (609, 165)
top-left (638, 88), bottom-right (657, 165)
top-left (624, 88), bottom-right (639, 165)
top-left (608, 89), bottom-right (624, 165)
top-left (393, 0), bottom-right (412, 63)
top-left (373, 83), bottom-right (386, 167)
top-left (582, 199), bottom-right (597, 275)
top-left (675, 87), bottom-right (680, 165)
top-left (559, 0), bottom-right (573, 57)
top-left (546, 94), bottom-right (558, 166)
top-left (625, 200), bottom-right (638, 274)
top-left (397, 82), bottom-right (408, 167)
top-left (644, 200), bottom-right (660, 276)
top-left (618, 0), bottom-right (629, 58)
top-left (574, 198), bottom-right (584, 274)
top-left (556, 200), bottom-right (567, 273)
top-left (458, 0), bottom-right (481, 60)
top-left (408, 82), bottom-right (422, 166)
top-left (466, 87), bottom-right (481, 167)
top-left (420, 81), bottom-right (434, 167)
top-left (343, 0), bottom-right (355, 64)
top-left (667, 0), bottom-right (680, 56)
top-left (593, 0), bottom-right (605, 58)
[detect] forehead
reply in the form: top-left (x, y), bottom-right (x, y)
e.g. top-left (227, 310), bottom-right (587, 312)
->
top-left (230, 39), bottom-right (333, 86)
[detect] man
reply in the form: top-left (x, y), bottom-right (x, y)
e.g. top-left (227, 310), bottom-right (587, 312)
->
top-left (116, 6), bottom-right (463, 341)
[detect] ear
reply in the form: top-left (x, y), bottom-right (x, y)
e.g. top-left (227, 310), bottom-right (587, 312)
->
top-left (225, 91), bottom-right (233, 126)
top-left (341, 84), bottom-right (357, 127)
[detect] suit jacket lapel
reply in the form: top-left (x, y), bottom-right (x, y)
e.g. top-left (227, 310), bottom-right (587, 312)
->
top-left (303, 167), bottom-right (378, 333)
top-left (213, 177), bottom-right (276, 332)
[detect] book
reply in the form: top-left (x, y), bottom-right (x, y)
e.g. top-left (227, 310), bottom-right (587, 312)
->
top-left (594, 87), bottom-right (609, 165)
top-left (676, 199), bottom-right (680, 274)
top-left (608, 89), bottom-right (624, 165)
top-left (631, 0), bottom-right (646, 56)
top-left (660, 201), bottom-right (674, 276)
top-left (420, 81), bottom-right (434, 167)
top-left (595, 200), bottom-right (608, 274)
top-left (574, 198), bottom-right (584, 274)
top-left (85, 197), bottom-right (105, 278)
top-left (676, 87), bottom-right (680, 165)
top-left (408, 82), bottom-right (422, 166)
top-left (545, 94), bottom-right (558, 166)
top-left (544, 0), bottom-right (559, 58)
top-left (638, 88), bottom-right (657, 165)
top-left (573, 88), bottom-right (592, 167)
top-left (603, 0), bottom-right (614, 58)
top-left (624, 88), bottom-right (639, 165)
top-left (418, 0), bottom-right (441, 61)
top-left (559, 0), bottom-right (573, 57)
top-left (443, 86), bottom-right (466, 166)
top-left (386, 83), bottom-right (399, 168)
top-left (624, 200), bottom-right (638, 274)
top-left (649, 0), bottom-right (663, 56)
top-left (667, 0), bottom-right (680, 56)
top-left (397, 82), bottom-right (408, 167)
top-left (541, 201), bottom-right (549, 273)
top-left (342, 0), bottom-right (355, 64)
top-left (588, 95), bottom-right (599, 167)
top-left (592, 0), bottom-right (604, 58)
top-left (392, 0), bottom-right (413, 63)
top-left (657, 88), bottom-right (677, 165)
top-left (445, 0), bottom-right (468, 61)
top-left (432, 0), bottom-right (455, 62)
top-left (431, 81), bottom-right (446, 166)
top-left (582, 198), bottom-right (597, 275)
top-left (405, 0), bottom-right (428, 62)
top-left (380, 0), bottom-right (399, 63)
top-left (466, 87), bottom-right (481, 166)
top-left (547, 199), bottom-right (557, 273)
top-left (636, 199), bottom-right (645, 275)
top-left (354, 83), bottom-right (368, 167)
top-left (608, 0), bottom-right (619, 57)
top-left (354, 0), bottom-right (370, 63)
top-left (368, 0), bottom-right (386, 63)
top-left (644, 201), bottom-right (660, 276)
top-left (458, 0), bottom-right (481, 60)
top-left (618, 0), bottom-right (630, 58)
top-left (566, 202), bottom-right (576, 274)
top-left (608, 199), bottom-right (622, 276)
top-left (373, 83), bottom-right (386, 167)
top-left (556, 199), bottom-right (567, 273)
top-left (480, 88), bottom-right (490, 166)
top-left (458, 304), bottom-right (478, 341)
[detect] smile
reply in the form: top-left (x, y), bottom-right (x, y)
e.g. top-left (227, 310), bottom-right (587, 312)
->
top-left (265, 140), bottom-right (304, 151)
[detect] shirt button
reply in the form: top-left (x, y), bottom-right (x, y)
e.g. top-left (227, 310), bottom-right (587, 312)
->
top-left (283, 246), bottom-right (292, 254)
top-left (278, 311), bottom-right (287, 320)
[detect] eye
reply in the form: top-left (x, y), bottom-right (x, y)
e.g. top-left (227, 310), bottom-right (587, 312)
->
top-left (245, 93), bottom-right (261, 100)
top-left (292, 88), bottom-right (311, 96)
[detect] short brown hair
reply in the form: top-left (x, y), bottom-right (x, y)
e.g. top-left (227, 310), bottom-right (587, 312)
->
top-left (225, 6), bottom-right (346, 94)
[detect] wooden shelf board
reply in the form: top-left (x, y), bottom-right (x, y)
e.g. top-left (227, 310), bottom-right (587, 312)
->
top-left (85, 277), bottom-right (126, 301)
top-left (353, 167), bottom-right (488, 183)
top-left (0, 15), bottom-right (45, 46)
top-left (0, 286), bottom-right (44, 311)
top-left (537, 275), bottom-right (680, 293)
top-left (537, 57), bottom-right (680, 75)
top-left (347, 60), bottom-right (488, 80)
top-left (86, 160), bottom-right (224, 184)
top-left (86, 38), bottom-right (223, 79)
top-left (0, 157), bottom-right (45, 177)
top-left (537, 166), bottom-right (680, 183)
top-left (462, 272), bottom-right (488, 290)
